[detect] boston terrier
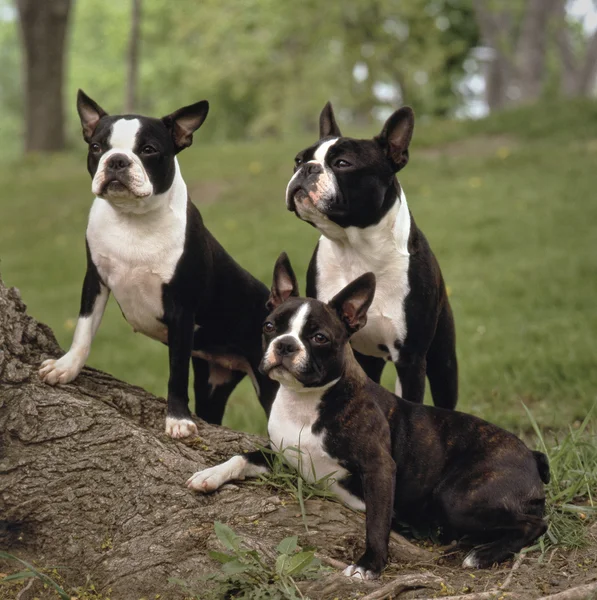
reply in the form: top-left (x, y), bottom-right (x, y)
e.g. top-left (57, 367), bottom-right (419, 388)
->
top-left (187, 253), bottom-right (549, 578)
top-left (285, 103), bottom-right (458, 409)
top-left (39, 90), bottom-right (278, 438)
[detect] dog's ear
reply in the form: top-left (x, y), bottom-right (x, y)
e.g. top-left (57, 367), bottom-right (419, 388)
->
top-left (375, 106), bottom-right (414, 172)
top-left (161, 100), bottom-right (209, 153)
top-left (267, 252), bottom-right (300, 311)
top-left (319, 101), bottom-right (342, 139)
top-left (77, 90), bottom-right (108, 142)
top-left (329, 272), bottom-right (376, 335)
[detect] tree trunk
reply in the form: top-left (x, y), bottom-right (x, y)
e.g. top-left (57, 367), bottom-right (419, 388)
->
top-left (555, 0), bottom-right (597, 99)
top-left (15, 0), bottom-right (72, 153)
top-left (472, 0), bottom-right (516, 111)
top-left (0, 273), bottom-right (432, 600)
top-left (125, 0), bottom-right (142, 113)
top-left (514, 0), bottom-right (556, 103)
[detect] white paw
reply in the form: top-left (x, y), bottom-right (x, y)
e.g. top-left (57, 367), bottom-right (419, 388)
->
top-left (462, 550), bottom-right (480, 569)
top-left (187, 464), bottom-right (230, 493)
top-left (39, 354), bottom-right (83, 385)
top-left (342, 565), bottom-right (377, 580)
top-left (165, 417), bottom-right (198, 439)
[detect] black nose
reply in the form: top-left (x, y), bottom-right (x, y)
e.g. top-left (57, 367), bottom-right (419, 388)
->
top-left (275, 336), bottom-right (299, 357)
top-left (107, 154), bottom-right (132, 171)
top-left (306, 162), bottom-right (322, 175)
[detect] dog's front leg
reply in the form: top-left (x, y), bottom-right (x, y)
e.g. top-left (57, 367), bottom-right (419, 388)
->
top-left (187, 449), bottom-right (270, 492)
top-left (343, 453), bottom-right (396, 580)
top-left (40, 246), bottom-right (109, 385)
top-left (164, 299), bottom-right (197, 439)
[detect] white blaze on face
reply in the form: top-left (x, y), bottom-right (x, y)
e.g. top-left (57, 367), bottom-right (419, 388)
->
top-left (92, 118), bottom-right (154, 201)
top-left (263, 302), bottom-right (311, 388)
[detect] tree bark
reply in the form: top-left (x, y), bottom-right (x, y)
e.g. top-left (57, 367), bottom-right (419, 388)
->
top-left (472, 0), bottom-right (516, 111)
top-left (15, 0), bottom-right (72, 153)
top-left (0, 273), bottom-right (432, 600)
top-left (125, 0), bottom-right (142, 113)
top-left (514, 0), bottom-right (557, 103)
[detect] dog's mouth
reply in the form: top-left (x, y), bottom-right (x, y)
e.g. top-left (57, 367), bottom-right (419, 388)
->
top-left (292, 188), bottom-right (348, 220)
top-left (259, 358), bottom-right (284, 377)
top-left (293, 188), bottom-right (310, 203)
top-left (104, 179), bottom-right (129, 193)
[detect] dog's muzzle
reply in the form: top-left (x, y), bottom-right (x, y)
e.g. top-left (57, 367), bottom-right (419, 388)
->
top-left (259, 335), bottom-right (301, 376)
top-left (286, 181), bottom-right (310, 213)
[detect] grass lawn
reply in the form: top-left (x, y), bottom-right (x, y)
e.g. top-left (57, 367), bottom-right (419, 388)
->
top-left (1, 100), bottom-right (596, 436)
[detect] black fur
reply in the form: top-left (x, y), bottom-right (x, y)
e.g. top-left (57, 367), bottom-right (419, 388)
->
top-left (74, 90), bottom-right (277, 425)
top-left (295, 102), bottom-right (457, 409)
top-left (251, 259), bottom-right (548, 575)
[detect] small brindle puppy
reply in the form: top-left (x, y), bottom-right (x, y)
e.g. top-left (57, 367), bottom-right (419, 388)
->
top-left (188, 253), bottom-right (549, 578)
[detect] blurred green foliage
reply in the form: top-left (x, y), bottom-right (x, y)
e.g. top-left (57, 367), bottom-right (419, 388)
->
top-left (0, 0), bottom-right (478, 149)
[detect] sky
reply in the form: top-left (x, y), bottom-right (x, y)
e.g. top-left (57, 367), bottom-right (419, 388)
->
top-left (569, 0), bottom-right (597, 33)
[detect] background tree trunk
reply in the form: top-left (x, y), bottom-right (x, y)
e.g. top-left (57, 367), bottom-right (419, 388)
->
top-left (15, 0), bottom-right (72, 153)
top-left (125, 0), bottom-right (142, 113)
top-left (514, 0), bottom-right (556, 103)
top-left (472, 0), bottom-right (516, 111)
top-left (0, 273), bottom-right (431, 600)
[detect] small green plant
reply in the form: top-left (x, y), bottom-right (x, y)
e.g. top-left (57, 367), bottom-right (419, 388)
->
top-left (248, 445), bottom-right (339, 531)
top-left (171, 521), bottom-right (323, 599)
top-left (523, 403), bottom-right (597, 552)
top-left (0, 551), bottom-right (70, 599)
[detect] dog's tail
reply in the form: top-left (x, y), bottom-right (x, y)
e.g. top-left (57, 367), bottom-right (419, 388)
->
top-left (532, 451), bottom-right (551, 484)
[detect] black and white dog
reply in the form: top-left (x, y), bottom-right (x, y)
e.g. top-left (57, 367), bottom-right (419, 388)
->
top-left (286, 103), bottom-right (457, 408)
top-left (39, 91), bottom-right (278, 437)
top-left (188, 253), bottom-right (549, 578)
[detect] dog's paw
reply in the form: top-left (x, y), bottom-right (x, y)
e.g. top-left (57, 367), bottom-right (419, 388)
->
top-left (165, 417), bottom-right (198, 439)
top-left (342, 565), bottom-right (378, 580)
top-left (39, 354), bottom-right (82, 385)
top-left (462, 550), bottom-right (481, 569)
top-left (187, 464), bottom-right (230, 493)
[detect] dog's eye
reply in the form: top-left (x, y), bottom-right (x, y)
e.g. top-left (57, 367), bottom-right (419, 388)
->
top-left (294, 157), bottom-right (302, 167)
top-left (312, 333), bottom-right (329, 345)
top-left (334, 159), bottom-right (351, 168)
top-left (141, 145), bottom-right (157, 155)
top-left (263, 321), bottom-right (275, 334)
top-left (90, 143), bottom-right (101, 153)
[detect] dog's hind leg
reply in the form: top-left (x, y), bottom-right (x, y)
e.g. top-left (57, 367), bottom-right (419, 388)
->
top-left (192, 357), bottom-right (244, 425)
top-left (426, 299), bottom-right (458, 409)
top-left (462, 513), bottom-right (547, 568)
top-left (254, 371), bottom-right (278, 417)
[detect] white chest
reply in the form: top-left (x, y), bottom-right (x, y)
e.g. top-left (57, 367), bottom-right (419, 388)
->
top-left (315, 196), bottom-right (412, 362)
top-left (86, 194), bottom-right (187, 342)
top-left (267, 388), bottom-right (365, 511)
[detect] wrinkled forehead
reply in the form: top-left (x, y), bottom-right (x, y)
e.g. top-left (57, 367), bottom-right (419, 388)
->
top-left (297, 137), bottom-right (384, 165)
top-left (90, 116), bottom-right (172, 151)
top-left (268, 298), bottom-right (343, 337)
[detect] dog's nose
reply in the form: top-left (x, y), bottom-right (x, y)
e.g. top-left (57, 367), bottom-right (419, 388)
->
top-left (306, 162), bottom-right (322, 175)
top-left (107, 154), bottom-right (132, 171)
top-left (275, 336), bottom-right (299, 357)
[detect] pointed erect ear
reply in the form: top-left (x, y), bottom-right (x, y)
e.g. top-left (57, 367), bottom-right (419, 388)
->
top-left (161, 100), bottom-right (209, 153)
top-left (77, 90), bottom-right (108, 142)
top-left (267, 252), bottom-right (300, 311)
top-left (376, 106), bottom-right (414, 172)
top-left (328, 273), bottom-right (376, 335)
top-left (319, 101), bottom-right (342, 139)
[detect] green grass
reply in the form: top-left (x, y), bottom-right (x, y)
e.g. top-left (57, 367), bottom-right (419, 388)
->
top-left (525, 405), bottom-right (597, 552)
top-left (1, 100), bottom-right (596, 435)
